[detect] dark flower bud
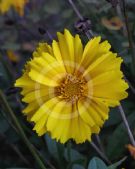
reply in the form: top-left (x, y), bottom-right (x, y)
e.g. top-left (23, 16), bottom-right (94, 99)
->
top-left (38, 27), bottom-right (46, 35)
top-left (74, 18), bottom-right (92, 34)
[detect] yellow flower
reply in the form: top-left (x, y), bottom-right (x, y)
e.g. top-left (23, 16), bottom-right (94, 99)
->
top-left (0, 0), bottom-right (28, 16)
top-left (15, 29), bottom-right (128, 143)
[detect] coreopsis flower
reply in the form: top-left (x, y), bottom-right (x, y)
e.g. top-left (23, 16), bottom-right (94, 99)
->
top-left (15, 29), bottom-right (128, 143)
top-left (0, 0), bottom-right (28, 16)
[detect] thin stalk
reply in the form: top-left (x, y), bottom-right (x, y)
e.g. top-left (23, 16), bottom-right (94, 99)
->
top-left (91, 141), bottom-right (111, 164)
top-left (0, 133), bottom-right (30, 166)
top-left (0, 90), bottom-right (47, 169)
top-left (68, 0), bottom-right (94, 38)
top-left (124, 76), bottom-right (135, 94)
top-left (120, 0), bottom-right (135, 73)
top-left (116, 0), bottom-right (127, 35)
top-left (95, 135), bottom-right (105, 154)
top-left (46, 30), bottom-right (53, 41)
top-left (118, 104), bottom-right (135, 146)
top-left (68, 0), bottom-right (84, 20)
top-left (85, 30), bottom-right (94, 40)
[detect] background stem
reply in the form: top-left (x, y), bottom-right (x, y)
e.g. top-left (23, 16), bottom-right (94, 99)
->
top-left (91, 141), bottom-right (111, 164)
top-left (118, 104), bottom-right (135, 146)
top-left (120, 0), bottom-right (135, 74)
top-left (0, 89), bottom-right (47, 169)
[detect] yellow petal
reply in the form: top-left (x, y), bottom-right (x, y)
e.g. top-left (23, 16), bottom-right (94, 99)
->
top-left (92, 74), bottom-right (128, 101)
top-left (23, 101), bottom-right (40, 114)
top-left (79, 36), bottom-right (101, 70)
top-left (33, 42), bottom-right (53, 58)
top-left (38, 127), bottom-right (47, 136)
top-left (29, 53), bottom-right (66, 86)
top-left (47, 100), bottom-right (72, 143)
top-left (15, 73), bottom-right (34, 88)
top-left (33, 115), bottom-right (48, 133)
top-left (22, 88), bottom-right (53, 103)
top-left (77, 99), bottom-right (95, 127)
top-left (70, 114), bottom-right (91, 143)
top-left (79, 98), bottom-right (104, 127)
top-left (64, 29), bottom-right (74, 71)
top-left (84, 52), bottom-right (122, 78)
top-left (57, 31), bottom-right (75, 73)
top-left (31, 97), bottom-right (59, 123)
top-left (74, 34), bottom-right (83, 70)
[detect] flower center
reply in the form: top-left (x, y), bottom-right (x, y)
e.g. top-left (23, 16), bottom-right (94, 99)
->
top-left (55, 74), bottom-right (87, 103)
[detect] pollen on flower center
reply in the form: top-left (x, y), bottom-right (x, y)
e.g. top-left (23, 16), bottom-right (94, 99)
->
top-left (55, 74), bottom-right (87, 103)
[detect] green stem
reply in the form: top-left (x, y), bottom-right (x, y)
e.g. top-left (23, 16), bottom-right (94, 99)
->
top-left (0, 89), bottom-right (47, 169)
top-left (90, 141), bottom-right (111, 164)
top-left (120, 0), bottom-right (135, 74)
top-left (118, 104), bottom-right (135, 146)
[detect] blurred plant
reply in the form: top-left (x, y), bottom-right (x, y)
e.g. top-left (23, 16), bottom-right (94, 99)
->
top-left (7, 50), bottom-right (20, 63)
top-left (101, 17), bottom-right (123, 30)
top-left (109, 0), bottom-right (135, 74)
top-left (0, 89), bottom-right (47, 169)
top-left (126, 144), bottom-right (135, 159)
top-left (0, 0), bottom-right (29, 16)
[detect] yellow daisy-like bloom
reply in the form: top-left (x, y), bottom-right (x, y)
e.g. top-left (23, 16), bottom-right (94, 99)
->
top-left (15, 29), bottom-right (128, 143)
top-left (0, 0), bottom-right (28, 16)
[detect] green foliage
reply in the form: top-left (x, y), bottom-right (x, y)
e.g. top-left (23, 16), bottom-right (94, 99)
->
top-left (88, 157), bottom-right (126, 169)
top-left (88, 157), bottom-right (108, 169)
top-left (107, 112), bottom-right (135, 160)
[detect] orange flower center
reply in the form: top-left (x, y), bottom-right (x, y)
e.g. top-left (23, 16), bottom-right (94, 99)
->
top-left (56, 74), bottom-right (87, 103)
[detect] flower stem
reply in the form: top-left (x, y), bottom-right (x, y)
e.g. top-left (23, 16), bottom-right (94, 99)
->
top-left (116, 0), bottom-right (127, 36)
top-left (91, 141), bottom-right (111, 164)
top-left (68, 0), bottom-right (84, 20)
top-left (95, 135), bottom-right (105, 154)
top-left (119, 0), bottom-right (135, 74)
top-left (68, 0), bottom-right (94, 39)
top-left (0, 89), bottom-right (47, 169)
top-left (118, 104), bottom-right (135, 146)
top-left (124, 76), bottom-right (135, 94)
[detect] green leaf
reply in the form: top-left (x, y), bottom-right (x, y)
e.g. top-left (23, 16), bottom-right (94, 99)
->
top-left (108, 157), bottom-right (127, 169)
top-left (72, 164), bottom-right (85, 169)
top-left (45, 134), bottom-right (64, 160)
top-left (106, 112), bottom-right (135, 160)
top-left (0, 115), bottom-right (9, 133)
top-left (88, 157), bottom-right (108, 169)
top-left (104, 108), bottom-right (122, 127)
top-left (64, 148), bottom-right (85, 162)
